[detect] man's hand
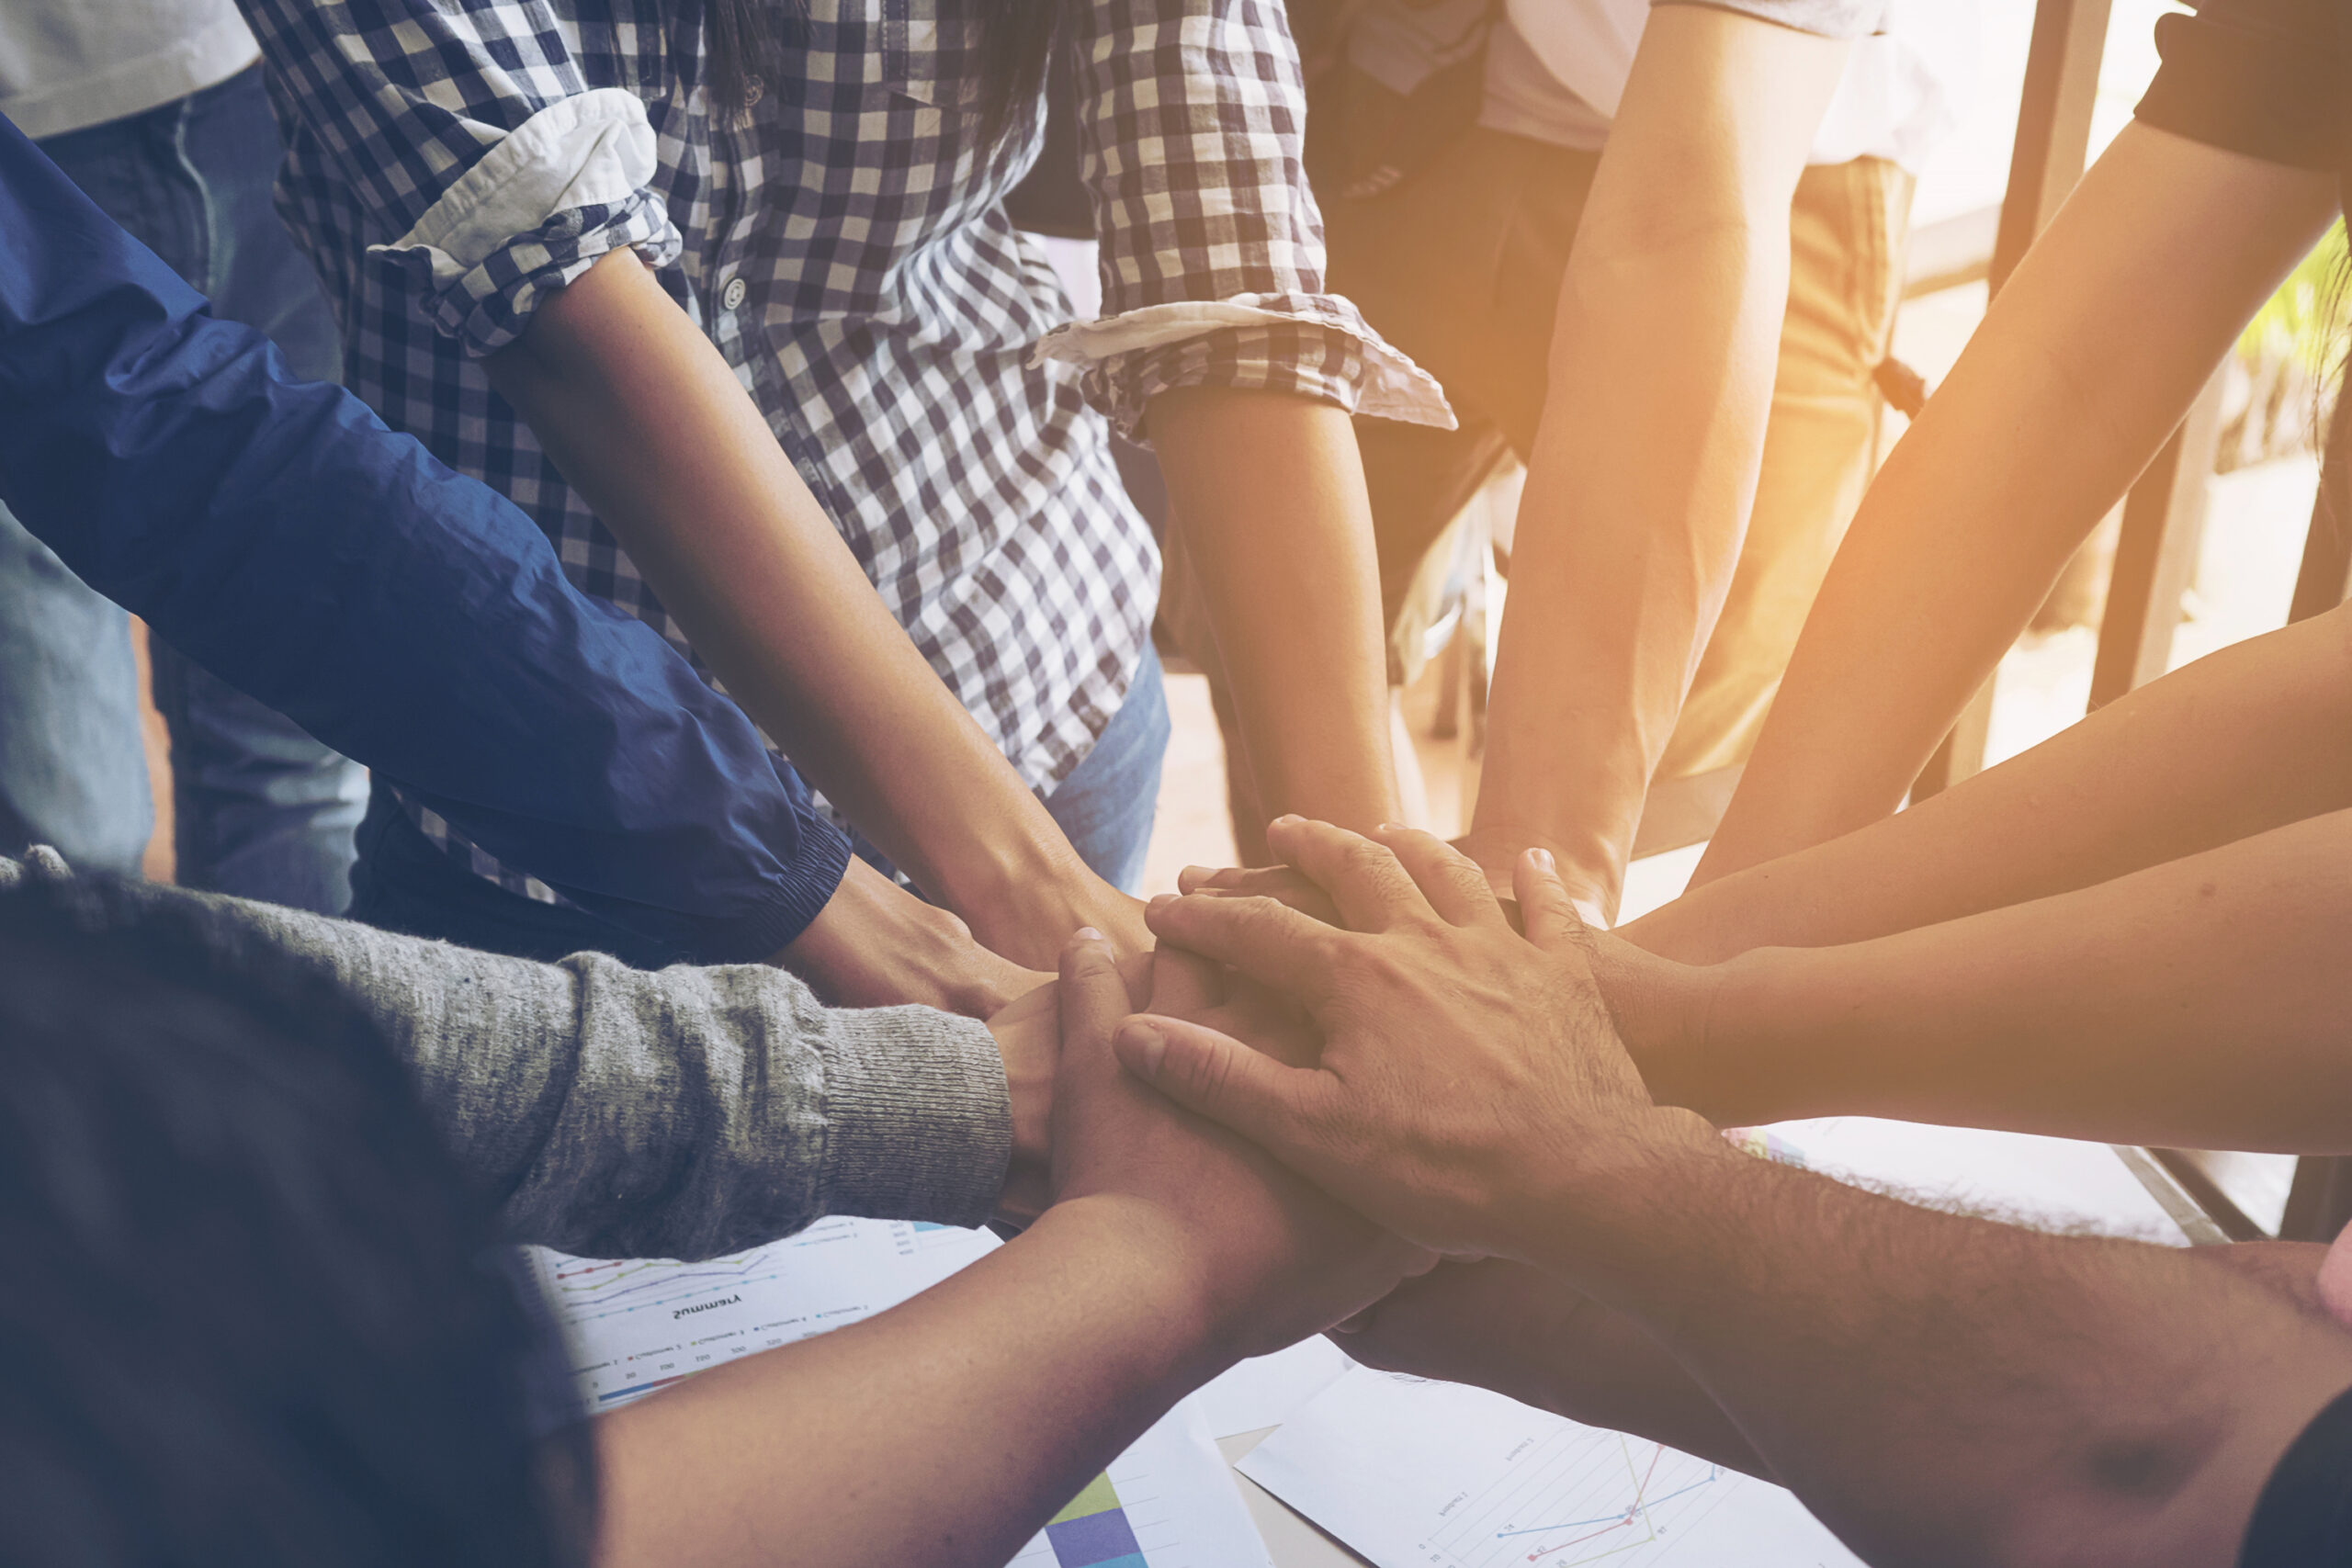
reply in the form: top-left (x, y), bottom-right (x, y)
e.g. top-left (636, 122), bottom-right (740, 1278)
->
top-left (1050, 929), bottom-right (1430, 1362)
top-left (1175, 857), bottom-right (1717, 1114)
top-left (777, 854), bottom-right (1048, 1017)
top-left (1115, 817), bottom-right (1711, 1259)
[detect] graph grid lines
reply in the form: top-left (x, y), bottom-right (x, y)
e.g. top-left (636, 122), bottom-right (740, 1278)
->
top-left (1422, 1428), bottom-right (1731, 1567)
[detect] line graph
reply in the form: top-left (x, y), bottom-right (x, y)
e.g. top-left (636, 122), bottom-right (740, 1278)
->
top-left (1239, 1351), bottom-right (1863, 1568)
top-left (1425, 1427), bottom-right (1734, 1567)
top-left (1489, 1439), bottom-right (1724, 1563)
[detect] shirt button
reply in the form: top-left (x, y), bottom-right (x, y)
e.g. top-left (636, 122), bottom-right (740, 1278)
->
top-left (720, 276), bottom-right (748, 311)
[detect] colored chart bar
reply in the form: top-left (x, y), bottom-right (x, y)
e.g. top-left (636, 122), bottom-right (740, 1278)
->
top-left (1046, 1472), bottom-right (1146, 1568)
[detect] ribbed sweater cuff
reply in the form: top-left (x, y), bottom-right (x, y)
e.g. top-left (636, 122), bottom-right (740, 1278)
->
top-left (816, 1005), bottom-right (1012, 1229)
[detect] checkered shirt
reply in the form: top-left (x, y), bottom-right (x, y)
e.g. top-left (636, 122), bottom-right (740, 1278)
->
top-left (239, 0), bottom-right (1447, 901)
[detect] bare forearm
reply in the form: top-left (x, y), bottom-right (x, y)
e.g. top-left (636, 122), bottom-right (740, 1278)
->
top-left (1701, 126), bottom-right (2339, 881)
top-left (1150, 388), bottom-right (1399, 834)
top-left (1475, 228), bottom-right (1782, 913)
top-left (1657, 811), bottom-right (2352, 1149)
top-left (487, 251), bottom-right (1099, 948)
top-left (1625, 604), bottom-right (2352, 963)
top-left (594, 1198), bottom-right (1229, 1568)
top-left (1540, 1142), bottom-right (2352, 1568)
top-left (1471, 7), bottom-right (1847, 916)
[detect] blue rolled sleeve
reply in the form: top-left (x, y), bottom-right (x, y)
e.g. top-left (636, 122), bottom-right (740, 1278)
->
top-left (0, 115), bottom-right (849, 962)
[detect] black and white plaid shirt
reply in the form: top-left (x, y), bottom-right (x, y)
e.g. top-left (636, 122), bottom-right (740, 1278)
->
top-left (240, 0), bottom-right (1446, 900)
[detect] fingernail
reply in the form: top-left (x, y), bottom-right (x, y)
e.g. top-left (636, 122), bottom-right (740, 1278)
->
top-left (1148, 893), bottom-right (1176, 915)
top-left (1532, 849), bottom-right (1556, 874)
top-left (1074, 926), bottom-right (1103, 943)
top-left (1272, 814), bottom-right (1305, 828)
top-left (1116, 1021), bottom-right (1167, 1077)
top-left (1374, 821), bottom-right (1401, 833)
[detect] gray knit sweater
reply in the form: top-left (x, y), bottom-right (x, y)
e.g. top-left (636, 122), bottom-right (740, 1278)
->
top-left (0, 849), bottom-right (1012, 1259)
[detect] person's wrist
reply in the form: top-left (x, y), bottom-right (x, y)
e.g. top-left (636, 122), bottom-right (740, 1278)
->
top-left (940, 835), bottom-right (1114, 956)
top-left (1460, 814), bottom-right (1616, 925)
top-left (1516, 1108), bottom-right (1725, 1276)
top-left (1028, 1194), bottom-right (1250, 1375)
top-left (1589, 936), bottom-right (1723, 1117)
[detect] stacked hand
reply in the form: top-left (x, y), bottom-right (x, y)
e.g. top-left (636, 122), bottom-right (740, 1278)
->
top-left (1048, 928), bottom-right (1433, 1361)
top-left (1113, 817), bottom-right (1712, 1262)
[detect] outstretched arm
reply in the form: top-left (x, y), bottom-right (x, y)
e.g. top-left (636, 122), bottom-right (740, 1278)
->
top-left (1696, 121), bottom-right (2337, 884)
top-left (592, 932), bottom-right (1424, 1568)
top-left (1151, 389), bottom-right (1401, 836)
top-left (1464, 4), bottom-right (1853, 919)
top-left (489, 252), bottom-right (1145, 964)
top-left (1610, 807), bottom-right (2352, 1151)
top-left (1620, 600), bottom-right (2352, 964)
top-left (0, 850), bottom-right (1043, 1256)
top-left (1125, 819), bottom-right (2352, 1568)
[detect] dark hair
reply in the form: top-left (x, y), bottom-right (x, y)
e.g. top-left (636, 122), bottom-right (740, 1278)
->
top-left (0, 872), bottom-right (595, 1567)
top-left (697, 0), bottom-right (1059, 145)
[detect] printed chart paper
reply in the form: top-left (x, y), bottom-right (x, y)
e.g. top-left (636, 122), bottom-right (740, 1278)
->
top-left (1239, 1370), bottom-right (1862, 1568)
top-left (527, 1218), bottom-right (1272, 1568)
top-left (1006, 1399), bottom-right (1276, 1568)
top-left (1194, 1335), bottom-right (1358, 1438)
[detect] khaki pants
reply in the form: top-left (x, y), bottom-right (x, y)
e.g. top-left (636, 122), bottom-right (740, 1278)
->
top-left (1317, 92), bottom-right (1915, 779)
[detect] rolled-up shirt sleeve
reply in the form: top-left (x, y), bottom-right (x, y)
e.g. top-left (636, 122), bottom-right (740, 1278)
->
top-left (239, 0), bottom-right (679, 355)
top-left (0, 117), bottom-right (848, 962)
top-left (2132, 0), bottom-right (2344, 171)
top-left (1039, 0), bottom-right (1453, 439)
top-left (1655, 1), bottom-right (1888, 38)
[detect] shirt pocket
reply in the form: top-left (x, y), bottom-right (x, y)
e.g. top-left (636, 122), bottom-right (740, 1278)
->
top-left (875, 0), bottom-right (982, 113)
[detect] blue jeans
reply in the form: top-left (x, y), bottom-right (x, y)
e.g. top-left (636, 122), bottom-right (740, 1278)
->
top-left (349, 646), bottom-right (1170, 966)
top-left (0, 65), bottom-right (366, 910)
top-left (1041, 642), bottom-right (1168, 896)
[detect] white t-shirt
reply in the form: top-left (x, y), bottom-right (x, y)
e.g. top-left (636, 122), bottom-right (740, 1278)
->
top-left (0, 0), bottom-right (260, 141)
top-left (1352, 0), bottom-right (1972, 175)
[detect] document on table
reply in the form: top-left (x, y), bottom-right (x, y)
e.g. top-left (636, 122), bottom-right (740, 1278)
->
top-left (526, 1218), bottom-right (1273, 1568)
top-left (1240, 1369), bottom-right (1863, 1568)
top-left (1195, 1335), bottom-right (1359, 1438)
top-left (1758, 1116), bottom-right (2189, 1244)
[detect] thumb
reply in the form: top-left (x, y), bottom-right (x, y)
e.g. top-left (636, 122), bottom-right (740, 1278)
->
top-left (1511, 847), bottom-right (1592, 951)
top-left (1113, 1014), bottom-right (1334, 1154)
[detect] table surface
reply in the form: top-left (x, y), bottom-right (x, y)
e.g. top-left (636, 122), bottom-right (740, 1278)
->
top-left (1208, 1129), bottom-right (2217, 1568)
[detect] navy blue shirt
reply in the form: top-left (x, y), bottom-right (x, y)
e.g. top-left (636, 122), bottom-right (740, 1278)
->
top-left (0, 114), bottom-right (849, 961)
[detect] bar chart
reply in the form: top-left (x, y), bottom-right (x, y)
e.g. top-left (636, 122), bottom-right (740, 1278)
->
top-left (1046, 1471), bottom-right (1147, 1568)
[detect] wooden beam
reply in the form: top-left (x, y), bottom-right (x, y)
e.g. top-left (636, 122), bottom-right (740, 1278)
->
top-left (2275, 395), bottom-right (2352, 1240)
top-left (2290, 393), bottom-right (2352, 625)
top-left (2089, 370), bottom-right (2226, 708)
top-left (1912, 0), bottom-right (2113, 800)
top-left (2281, 1155), bottom-right (2352, 1244)
top-left (1989, 0), bottom-right (2113, 292)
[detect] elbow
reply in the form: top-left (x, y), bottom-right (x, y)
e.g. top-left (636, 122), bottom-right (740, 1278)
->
top-left (1974, 1431), bottom-right (2238, 1568)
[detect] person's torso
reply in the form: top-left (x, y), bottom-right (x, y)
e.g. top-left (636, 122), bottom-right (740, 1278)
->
top-left (1348, 0), bottom-right (1969, 173)
top-left (0, 0), bottom-right (260, 139)
top-left (272, 0), bottom-right (1157, 795)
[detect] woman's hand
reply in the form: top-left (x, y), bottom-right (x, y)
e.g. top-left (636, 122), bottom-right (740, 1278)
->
top-left (1049, 930), bottom-right (1430, 1363)
top-left (1114, 818), bottom-right (1713, 1261)
top-left (776, 854), bottom-right (1048, 1017)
